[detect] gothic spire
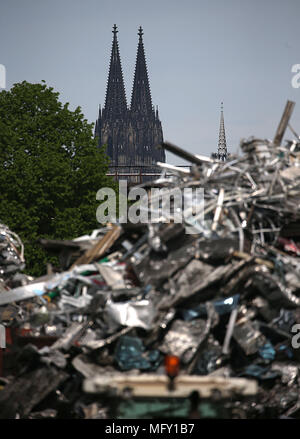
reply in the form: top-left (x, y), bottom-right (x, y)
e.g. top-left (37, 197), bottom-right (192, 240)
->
top-left (103, 24), bottom-right (127, 120)
top-left (130, 26), bottom-right (153, 117)
top-left (217, 102), bottom-right (228, 161)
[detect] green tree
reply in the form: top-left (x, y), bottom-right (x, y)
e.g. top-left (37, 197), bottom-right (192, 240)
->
top-left (0, 80), bottom-right (117, 276)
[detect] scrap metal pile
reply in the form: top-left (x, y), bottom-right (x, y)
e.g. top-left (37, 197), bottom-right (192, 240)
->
top-left (1, 101), bottom-right (300, 418)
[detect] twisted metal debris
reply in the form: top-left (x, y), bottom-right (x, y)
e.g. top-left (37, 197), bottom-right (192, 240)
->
top-left (0, 222), bottom-right (25, 292)
top-left (2, 101), bottom-right (300, 418)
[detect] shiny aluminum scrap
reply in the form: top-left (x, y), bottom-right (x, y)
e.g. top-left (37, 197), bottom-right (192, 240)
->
top-left (0, 222), bottom-right (25, 290)
top-left (154, 134), bottom-right (300, 251)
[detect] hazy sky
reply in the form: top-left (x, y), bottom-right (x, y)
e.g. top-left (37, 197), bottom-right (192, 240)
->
top-left (1, 0), bottom-right (300, 165)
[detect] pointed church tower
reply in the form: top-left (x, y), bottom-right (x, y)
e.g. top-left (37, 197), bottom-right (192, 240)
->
top-left (217, 102), bottom-right (228, 161)
top-left (103, 24), bottom-right (127, 121)
top-left (129, 26), bottom-right (165, 169)
top-left (131, 26), bottom-right (153, 118)
top-left (95, 25), bottom-right (128, 167)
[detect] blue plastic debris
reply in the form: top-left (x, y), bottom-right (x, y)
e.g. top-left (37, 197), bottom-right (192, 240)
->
top-left (115, 336), bottom-right (161, 371)
top-left (258, 341), bottom-right (276, 362)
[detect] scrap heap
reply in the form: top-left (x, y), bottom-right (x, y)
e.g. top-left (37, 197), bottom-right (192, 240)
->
top-left (1, 101), bottom-right (300, 418)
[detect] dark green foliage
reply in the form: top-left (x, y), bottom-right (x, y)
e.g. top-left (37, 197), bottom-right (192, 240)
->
top-left (0, 81), bottom-right (117, 276)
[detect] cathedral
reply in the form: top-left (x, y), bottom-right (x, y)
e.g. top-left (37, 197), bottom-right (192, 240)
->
top-left (95, 25), bottom-right (165, 180)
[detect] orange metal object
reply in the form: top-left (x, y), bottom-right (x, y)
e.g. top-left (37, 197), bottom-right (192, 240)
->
top-left (164, 355), bottom-right (180, 378)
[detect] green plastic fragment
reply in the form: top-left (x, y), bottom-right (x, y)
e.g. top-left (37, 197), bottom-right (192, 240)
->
top-left (47, 290), bottom-right (59, 299)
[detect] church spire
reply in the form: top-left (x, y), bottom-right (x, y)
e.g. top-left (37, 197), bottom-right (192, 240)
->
top-left (103, 24), bottom-right (127, 120)
top-left (217, 102), bottom-right (228, 161)
top-left (130, 26), bottom-right (153, 117)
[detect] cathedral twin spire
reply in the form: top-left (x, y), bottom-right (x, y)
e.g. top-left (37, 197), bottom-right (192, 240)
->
top-left (103, 24), bottom-right (127, 120)
top-left (96, 25), bottom-right (165, 172)
top-left (131, 26), bottom-right (153, 117)
top-left (104, 24), bottom-right (154, 121)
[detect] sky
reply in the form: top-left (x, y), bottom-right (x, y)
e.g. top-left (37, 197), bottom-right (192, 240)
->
top-left (1, 0), bottom-right (300, 165)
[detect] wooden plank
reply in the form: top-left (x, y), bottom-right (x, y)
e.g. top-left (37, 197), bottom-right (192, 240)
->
top-left (71, 225), bottom-right (122, 268)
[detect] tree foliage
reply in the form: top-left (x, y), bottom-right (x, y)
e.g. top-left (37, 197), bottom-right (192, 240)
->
top-left (0, 81), bottom-right (116, 276)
